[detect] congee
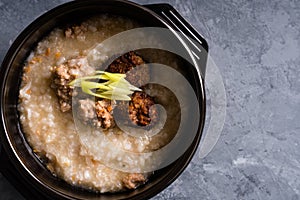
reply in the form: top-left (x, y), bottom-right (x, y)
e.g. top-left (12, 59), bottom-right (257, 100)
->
top-left (18, 14), bottom-right (182, 193)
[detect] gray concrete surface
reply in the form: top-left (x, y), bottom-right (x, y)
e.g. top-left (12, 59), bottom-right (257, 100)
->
top-left (0, 0), bottom-right (299, 199)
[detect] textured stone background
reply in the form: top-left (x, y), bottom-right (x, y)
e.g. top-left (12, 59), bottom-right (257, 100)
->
top-left (0, 0), bottom-right (299, 199)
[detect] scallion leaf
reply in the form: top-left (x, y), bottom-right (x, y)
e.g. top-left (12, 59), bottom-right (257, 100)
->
top-left (69, 71), bottom-right (140, 101)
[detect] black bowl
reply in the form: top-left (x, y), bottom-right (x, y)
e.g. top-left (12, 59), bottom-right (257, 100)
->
top-left (0, 0), bottom-right (206, 199)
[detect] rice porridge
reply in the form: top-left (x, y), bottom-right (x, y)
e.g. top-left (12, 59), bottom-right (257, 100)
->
top-left (18, 15), bottom-right (181, 192)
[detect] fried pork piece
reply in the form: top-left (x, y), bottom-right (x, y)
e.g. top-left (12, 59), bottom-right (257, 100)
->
top-left (78, 98), bottom-right (114, 129)
top-left (51, 64), bottom-right (76, 112)
top-left (122, 173), bottom-right (146, 190)
top-left (106, 51), bottom-right (150, 87)
top-left (116, 91), bottom-right (158, 127)
top-left (129, 91), bottom-right (158, 126)
top-left (51, 57), bottom-right (93, 112)
top-left (95, 99), bottom-right (114, 129)
top-left (64, 23), bottom-right (88, 39)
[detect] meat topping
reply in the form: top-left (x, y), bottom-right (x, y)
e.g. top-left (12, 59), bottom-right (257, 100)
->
top-left (129, 91), bottom-right (158, 126)
top-left (51, 52), bottom-right (155, 128)
top-left (51, 57), bottom-right (93, 112)
top-left (51, 64), bottom-right (76, 112)
top-left (78, 98), bottom-right (114, 129)
top-left (122, 173), bottom-right (146, 190)
top-left (95, 99), bottom-right (114, 129)
top-left (116, 91), bottom-right (158, 127)
top-left (106, 51), bottom-right (149, 87)
top-left (106, 52), bottom-right (157, 127)
top-left (64, 23), bottom-right (88, 40)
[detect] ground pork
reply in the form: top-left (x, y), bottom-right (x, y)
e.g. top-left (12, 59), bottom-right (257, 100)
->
top-left (115, 91), bottom-right (158, 128)
top-left (128, 91), bottom-right (158, 127)
top-left (64, 23), bottom-right (88, 40)
top-left (105, 51), bottom-right (150, 87)
top-left (51, 57), bottom-right (93, 112)
top-left (51, 63), bottom-right (76, 112)
top-left (78, 98), bottom-right (114, 129)
top-left (122, 173), bottom-right (146, 189)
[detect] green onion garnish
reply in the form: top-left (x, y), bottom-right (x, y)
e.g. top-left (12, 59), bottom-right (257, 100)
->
top-left (69, 71), bottom-right (141, 101)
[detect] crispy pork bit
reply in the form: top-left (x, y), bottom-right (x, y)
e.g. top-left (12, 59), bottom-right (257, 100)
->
top-left (51, 57), bottom-right (93, 112)
top-left (116, 91), bottom-right (158, 127)
top-left (64, 23), bottom-right (88, 39)
top-left (51, 64), bottom-right (76, 112)
top-left (106, 51), bottom-right (149, 87)
top-left (78, 98), bottom-right (114, 129)
top-left (106, 51), bottom-right (144, 73)
top-left (122, 173), bottom-right (146, 190)
top-left (129, 91), bottom-right (157, 126)
top-left (95, 99), bottom-right (114, 129)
